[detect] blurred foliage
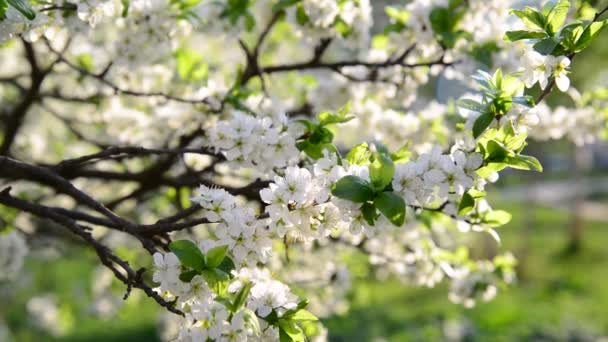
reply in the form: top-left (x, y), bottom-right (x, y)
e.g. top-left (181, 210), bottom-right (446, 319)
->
top-left (4, 202), bottom-right (608, 341)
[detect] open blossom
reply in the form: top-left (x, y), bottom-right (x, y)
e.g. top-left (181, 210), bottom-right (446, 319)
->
top-left (302, 0), bottom-right (339, 28)
top-left (548, 55), bottom-right (571, 92)
top-left (3, 0), bottom-right (607, 341)
top-left (153, 252), bottom-right (181, 291)
top-left (521, 50), bottom-right (551, 89)
top-left (520, 50), bottom-right (571, 92)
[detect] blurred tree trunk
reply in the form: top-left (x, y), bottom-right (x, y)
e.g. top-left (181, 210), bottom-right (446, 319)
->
top-left (564, 145), bottom-right (593, 254)
top-left (516, 144), bottom-right (541, 281)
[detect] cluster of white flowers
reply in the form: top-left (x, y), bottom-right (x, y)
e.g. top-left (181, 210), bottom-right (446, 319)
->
top-left (287, 0), bottom-right (372, 47)
top-left (261, 156), bottom-right (360, 238)
top-left (448, 253), bottom-right (516, 308)
top-left (207, 110), bottom-right (300, 173)
top-left (393, 147), bottom-right (483, 207)
top-left (0, 8), bottom-right (49, 43)
top-left (0, 230), bottom-right (28, 281)
top-left (366, 225), bottom-right (446, 288)
top-left (191, 186), bottom-right (273, 265)
top-left (259, 144), bottom-right (485, 240)
top-left (531, 103), bottom-right (607, 146)
top-left (521, 49), bottom-right (571, 92)
top-left (152, 249), bottom-right (304, 342)
top-left (76, 0), bottom-right (118, 28)
top-left (3, 0), bottom-right (608, 340)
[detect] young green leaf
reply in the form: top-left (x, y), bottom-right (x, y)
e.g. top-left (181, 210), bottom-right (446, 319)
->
top-left (331, 176), bottom-right (373, 203)
top-left (390, 144), bottom-right (411, 163)
top-left (273, 0), bottom-right (300, 12)
top-left (575, 19), bottom-right (608, 52)
top-left (7, 0), bottom-right (35, 20)
top-left (545, 0), bottom-right (570, 35)
top-left (217, 256), bottom-right (236, 274)
top-left (295, 4), bottom-right (309, 25)
top-left (458, 192), bottom-right (475, 216)
top-left (205, 245), bottom-right (228, 268)
top-left (369, 152), bottom-right (395, 191)
top-left (0, 0), bottom-right (8, 18)
top-left (486, 140), bottom-right (511, 162)
top-left (484, 210), bottom-right (512, 227)
top-left (179, 270), bottom-right (199, 283)
top-left (361, 202), bottom-right (377, 226)
top-left (317, 102), bottom-right (354, 126)
top-left (509, 8), bottom-right (546, 31)
top-left (169, 240), bottom-right (205, 271)
top-left (287, 309), bottom-right (318, 322)
top-left (231, 282), bottom-right (252, 312)
top-left (503, 30), bottom-right (547, 42)
top-left (473, 112), bottom-right (495, 139)
top-left (373, 192), bottom-right (406, 226)
top-left (504, 155), bottom-right (543, 172)
top-left (278, 320), bottom-right (305, 342)
top-left (457, 99), bottom-right (486, 112)
top-left (345, 143), bottom-right (372, 165)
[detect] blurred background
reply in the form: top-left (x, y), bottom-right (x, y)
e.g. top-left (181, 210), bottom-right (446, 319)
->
top-left (3, 1), bottom-right (608, 341)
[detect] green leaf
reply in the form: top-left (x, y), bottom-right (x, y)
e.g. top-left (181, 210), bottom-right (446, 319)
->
top-left (385, 6), bottom-right (410, 24)
top-left (512, 95), bottom-right (535, 107)
top-left (169, 240), bottom-right (205, 271)
top-left (504, 155), bottom-right (543, 172)
top-left (484, 210), bottom-right (512, 227)
top-left (295, 4), bottom-right (309, 25)
top-left (373, 192), bottom-right (406, 226)
top-left (296, 140), bottom-right (336, 160)
top-left (510, 8), bottom-right (545, 31)
top-left (76, 54), bottom-right (94, 73)
top-left (179, 270), bottom-right (199, 283)
top-left (332, 176), bottom-right (373, 203)
top-left (575, 19), bottom-right (608, 52)
top-left (286, 309), bottom-right (318, 322)
top-left (0, 0), bottom-right (8, 19)
top-left (278, 320), bottom-right (305, 342)
top-left (217, 256), bottom-right (236, 274)
top-left (7, 0), bottom-right (35, 20)
top-left (390, 144), bottom-right (411, 163)
top-left (242, 308), bottom-right (262, 335)
top-left (486, 140), bottom-right (511, 162)
top-left (504, 132), bottom-right (528, 152)
top-left (476, 163), bottom-right (508, 178)
top-left (457, 99), bottom-right (486, 112)
top-left (468, 189), bottom-right (486, 198)
top-left (318, 102), bottom-right (354, 126)
top-left (473, 112), bottom-right (495, 139)
top-left (545, 0), bottom-right (570, 35)
top-left (121, 0), bottom-right (130, 17)
top-left (369, 152), bottom-right (395, 192)
top-left (334, 18), bottom-right (353, 37)
top-left (458, 192), bottom-right (475, 216)
top-left (175, 47), bottom-right (208, 82)
top-left (503, 30), bottom-right (547, 41)
top-left (345, 143), bottom-right (372, 165)
top-left (201, 268), bottom-right (230, 295)
top-left (205, 245), bottom-right (228, 268)
top-left (533, 36), bottom-right (560, 55)
top-left (280, 299), bottom-right (311, 319)
top-left (231, 282), bottom-right (251, 312)
top-left (361, 202), bottom-right (377, 226)
top-left (273, 0), bottom-right (300, 12)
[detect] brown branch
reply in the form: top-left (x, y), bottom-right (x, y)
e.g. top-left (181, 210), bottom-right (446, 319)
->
top-left (0, 187), bottom-right (183, 316)
top-left (0, 40), bottom-right (47, 156)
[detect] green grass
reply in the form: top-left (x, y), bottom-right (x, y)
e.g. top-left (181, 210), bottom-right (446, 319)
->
top-left (4, 202), bottom-right (608, 341)
top-left (324, 202), bottom-right (608, 341)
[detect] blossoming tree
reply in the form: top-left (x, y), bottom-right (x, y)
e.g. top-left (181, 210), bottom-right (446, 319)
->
top-left (1, 0), bottom-right (608, 340)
